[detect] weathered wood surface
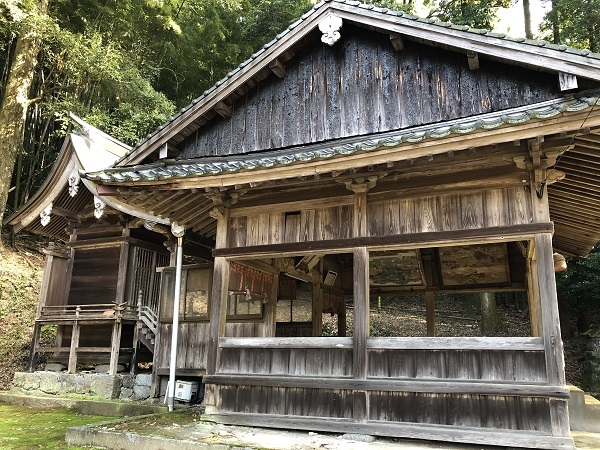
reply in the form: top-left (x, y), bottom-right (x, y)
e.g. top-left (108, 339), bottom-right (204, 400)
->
top-left (367, 336), bottom-right (543, 351)
top-left (228, 188), bottom-right (532, 248)
top-left (204, 374), bottom-right (568, 398)
top-left (218, 347), bottom-right (353, 377)
top-left (179, 26), bottom-right (558, 159)
top-left (67, 247), bottom-right (120, 305)
top-left (207, 412), bottom-right (574, 449)
top-left (368, 349), bottom-right (546, 382)
top-left (219, 337), bottom-right (352, 348)
top-left (214, 223), bottom-right (553, 258)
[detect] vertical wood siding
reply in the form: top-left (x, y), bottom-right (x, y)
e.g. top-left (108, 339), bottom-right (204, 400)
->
top-left (368, 187), bottom-right (532, 237)
top-left (180, 26), bottom-right (559, 159)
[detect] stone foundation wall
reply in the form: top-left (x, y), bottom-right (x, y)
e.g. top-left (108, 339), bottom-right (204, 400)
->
top-left (12, 371), bottom-right (154, 401)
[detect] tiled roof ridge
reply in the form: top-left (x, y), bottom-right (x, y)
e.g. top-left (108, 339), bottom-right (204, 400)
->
top-left (85, 91), bottom-right (600, 183)
top-left (113, 0), bottom-right (599, 166)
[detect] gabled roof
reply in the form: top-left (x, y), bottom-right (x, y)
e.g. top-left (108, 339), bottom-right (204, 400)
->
top-left (5, 116), bottom-right (167, 238)
top-left (115, 0), bottom-right (600, 167)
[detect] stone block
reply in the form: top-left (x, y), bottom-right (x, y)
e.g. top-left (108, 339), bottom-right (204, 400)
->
top-left (75, 375), bottom-right (92, 394)
top-left (89, 374), bottom-right (120, 399)
top-left (38, 371), bottom-right (62, 394)
top-left (135, 373), bottom-right (152, 387)
top-left (12, 372), bottom-right (29, 389)
top-left (119, 388), bottom-right (134, 400)
top-left (94, 364), bottom-right (125, 374)
top-left (133, 384), bottom-right (151, 400)
top-left (121, 375), bottom-right (135, 389)
top-left (57, 373), bottom-right (76, 394)
top-left (45, 363), bottom-right (66, 372)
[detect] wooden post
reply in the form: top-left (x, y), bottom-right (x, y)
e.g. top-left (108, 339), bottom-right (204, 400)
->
top-left (353, 246), bottom-right (369, 423)
top-left (425, 292), bottom-right (435, 337)
top-left (115, 240), bottom-right (130, 305)
top-left (206, 206), bottom-right (230, 377)
top-left (353, 189), bottom-right (368, 238)
top-left (109, 305), bottom-right (123, 375)
top-left (28, 322), bottom-right (41, 372)
top-left (68, 319), bottom-right (80, 374)
top-left (265, 273), bottom-right (279, 337)
top-left (312, 282), bottom-right (323, 336)
top-left (535, 233), bottom-right (570, 437)
top-left (130, 325), bottom-right (139, 375)
top-left (527, 244), bottom-right (542, 337)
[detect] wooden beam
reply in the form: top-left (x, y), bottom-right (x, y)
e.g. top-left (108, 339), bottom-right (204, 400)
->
top-left (214, 101), bottom-right (232, 118)
top-left (467, 51), bottom-right (479, 70)
top-left (212, 223), bottom-right (554, 259)
top-left (204, 374), bottom-right (569, 398)
top-left (109, 321), bottom-right (122, 375)
top-left (268, 58), bottom-right (286, 78)
top-left (206, 412), bottom-right (574, 449)
top-left (389, 33), bottom-right (404, 51)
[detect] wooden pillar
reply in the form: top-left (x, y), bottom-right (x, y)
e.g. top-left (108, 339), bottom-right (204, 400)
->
top-left (312, 282), bottom-right (323, 336)
top-left (130, 324), bottom-right (139, 375)
top-left (265, 273), bottom-right (278, 337)
top-left (109, 319), bottom-right (123, 375)
top-left (68, 320), bottom-right (80, 374)
top-left (527, 245), bottom-right (542, 337)
top-left (206, 206), bottom-right (230, 377)
top-left (28, 322), bottom-right (41, 372)
top-left (115, 234), bottom-right (130, 305)
top-left (353, 246), bottom-right (369, 423)
top-left (425, 292), bottom-right (435, 337)
top-left (535, 233), bottom-right (570, 437)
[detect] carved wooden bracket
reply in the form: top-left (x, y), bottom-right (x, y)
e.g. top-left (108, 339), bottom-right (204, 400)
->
top-left (209, 206), bottom-right (226, 220)
top-left (342, 175), bottom-right (380, 193)
top-left (512, 139), bottom-right (569, 197)
top-left (40, 203), bottom-right (53, 226)
top-left (205, 187), bottom-right (246, 208)
top-left (93, 196), bottom-right (106, 219)
top-left (68, 170), bottom-right (80, 197)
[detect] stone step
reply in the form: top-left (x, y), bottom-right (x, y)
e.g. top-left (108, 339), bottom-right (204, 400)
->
top-left (569, 384), bottom-right (600, 432)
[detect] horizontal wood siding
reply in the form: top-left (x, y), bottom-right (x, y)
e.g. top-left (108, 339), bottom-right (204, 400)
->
top-left (369, 392), bottom-right (551, 431)
top-left (155, 322), bottom-right (269, 370)
top-left (179, 26), bottom-right (559, 159)
top-left (368, 349), bottom-right (546, 382)
top-left (67, 247), bottom-right (120, 305)
top-left (219, 347), bottom-right (353, 377)
top-left (368, 187), bottom-right (532, 236)
top-left (214, 385), bottom-right (353, 418)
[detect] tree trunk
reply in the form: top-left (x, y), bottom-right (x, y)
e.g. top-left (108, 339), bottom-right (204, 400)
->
top-left (0, 0), bottom-right (48, 244)
top-left (522, 0), bottom-right (532, 39)
top-left (481, 292), bottom-right (500, 335)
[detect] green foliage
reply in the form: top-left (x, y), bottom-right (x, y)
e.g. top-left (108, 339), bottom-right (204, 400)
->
top-left (541, 0), bottom-right (600, 52)
top-left (427, 0), bottom-right (513, 29)
top-left (556, 244), bottom-right (600, 323)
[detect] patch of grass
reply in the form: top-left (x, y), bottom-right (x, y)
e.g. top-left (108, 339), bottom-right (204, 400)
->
top-left (0, 403), bottom-right (116, 449)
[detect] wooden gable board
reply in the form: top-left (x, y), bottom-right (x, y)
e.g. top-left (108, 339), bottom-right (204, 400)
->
top-left (116, 0), bottom-right (600, 167)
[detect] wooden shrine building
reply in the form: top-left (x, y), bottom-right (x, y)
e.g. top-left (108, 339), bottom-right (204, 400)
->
top-left (10, 1), bottom-right (600, 448)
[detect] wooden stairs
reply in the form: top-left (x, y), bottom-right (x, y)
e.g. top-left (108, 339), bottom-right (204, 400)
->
top-left (137, 305), bottom-right (158, 353)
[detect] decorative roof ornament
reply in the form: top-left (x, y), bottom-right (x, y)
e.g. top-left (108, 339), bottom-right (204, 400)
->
top-left (40, 203), bottom-right (53, 226)
top-left (93, 196), bottom-right (106, 219)
top-left (171, 221), bottom-right (185, 238)
top-left (68, 169), bottom-right (80, 197)
top-left (319, 14), bottom-right (343, 46)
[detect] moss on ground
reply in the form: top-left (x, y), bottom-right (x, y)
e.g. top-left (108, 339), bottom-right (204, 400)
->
top-left (0, 403), bottom-right (116, 449)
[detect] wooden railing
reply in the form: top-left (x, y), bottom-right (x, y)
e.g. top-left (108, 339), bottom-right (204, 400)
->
top-left (39, 303), bottom-right (138, 322)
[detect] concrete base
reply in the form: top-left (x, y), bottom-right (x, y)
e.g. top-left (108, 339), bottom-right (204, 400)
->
top-left (0, 392), bottom-right (167, 416)
top-left (569, 385), bottom-right (600, 432)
